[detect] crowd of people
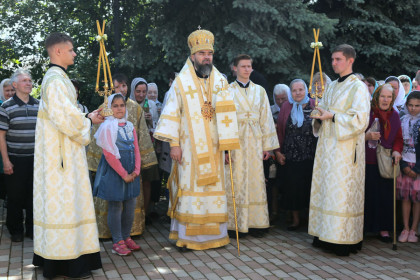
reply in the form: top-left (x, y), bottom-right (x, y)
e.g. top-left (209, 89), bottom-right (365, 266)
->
top-left (0, 29), bottom-right (419, 278)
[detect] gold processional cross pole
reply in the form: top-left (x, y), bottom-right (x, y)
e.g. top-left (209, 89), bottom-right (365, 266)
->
top-left (308, 28), bottom-right (324, 117)
top-left (95, 20), bottom-right (114, 116)
top-left (220, 79), bottom-right (240, 256)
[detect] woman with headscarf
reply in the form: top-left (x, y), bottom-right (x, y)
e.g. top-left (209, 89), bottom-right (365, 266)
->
top-left (310, 72), bottom-right (332, 98)
top-left (398, 75), bottom-right (412, 97)
top-left (129, 77), bottom-right (160, 224)
top-left (130, 78), bottom-right (158, 132)
top-left (385, 76), bottom-right (406, 111)
top-left (275, 79), bottom-right (317, 230)
top-left (0, 79), bottom-right (15, 102)
top-left (363, 77), bottom-right (378, 97)
top-left (147, 83), bottom-right (162, 116)
top-left (268, 84), bottom-right (290, 222)
top-left (271, 84), bottom-right (289, 124)
top-left (396, 91), bottom-right (420, 243)
top-left (364, 84), bottom-right (403, 242)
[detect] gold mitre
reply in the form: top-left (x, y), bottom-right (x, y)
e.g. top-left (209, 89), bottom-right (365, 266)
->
top-left (188, 28), bottom-right (214, 54)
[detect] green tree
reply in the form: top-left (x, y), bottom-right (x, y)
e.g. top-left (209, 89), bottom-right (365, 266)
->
top-left (309, 0), bottom-right (420, 79)
top-left (119, 0), bottom-right (337, 96)
top-left (0, 0), bottom-right (112, 108)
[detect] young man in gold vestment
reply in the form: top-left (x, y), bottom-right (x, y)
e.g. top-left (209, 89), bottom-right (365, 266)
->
top-left (225, 54), bottom-right (279, 238)
top-left (154, 28), bottom-right (240, 250)
top-left (33, 32), bottom-right (104, 278)
top-left (309, 44), bottom-right (370, 256)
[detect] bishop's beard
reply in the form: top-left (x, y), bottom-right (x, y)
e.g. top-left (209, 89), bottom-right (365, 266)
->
top-left (195, 61), bottom-right (213, 77)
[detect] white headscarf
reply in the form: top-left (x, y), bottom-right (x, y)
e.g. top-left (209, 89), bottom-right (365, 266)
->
top-left (94, 93), bottom-right (127, 159)
top-left (310, 73), bottom-right (332, 95)
top-left (385, 76), bottom-right (405, 108)
top-left (148, 83), bottom-right (158, 92)
top-left (272, 84), bottom-right (290, 111)
top-left (0, 79), bottom-right (12, 102)
top-left (129, 77), bottom-right (147, 103)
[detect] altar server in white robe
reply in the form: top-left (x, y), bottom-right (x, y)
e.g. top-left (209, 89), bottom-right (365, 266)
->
top-left (33, 32), bottom-right (104, 278)
top-left (224, 54), bottom-right (279, 238)
top-left (309, 44), bottom-right (370, 256)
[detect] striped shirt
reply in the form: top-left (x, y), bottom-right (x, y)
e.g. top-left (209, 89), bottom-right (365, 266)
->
top-left (0, 94), bottom-right (39, 157)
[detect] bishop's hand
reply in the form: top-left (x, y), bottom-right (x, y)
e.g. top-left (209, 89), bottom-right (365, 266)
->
top-left (170, 146), bottom-right (182, 163)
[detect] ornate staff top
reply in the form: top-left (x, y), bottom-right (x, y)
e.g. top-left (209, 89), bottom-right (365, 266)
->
top-left (95, 20), bottom-right (113, 116)
top-left (308, 28), bottom-right (324, 99)
top-left (308, 28), bottom-right (325, 117)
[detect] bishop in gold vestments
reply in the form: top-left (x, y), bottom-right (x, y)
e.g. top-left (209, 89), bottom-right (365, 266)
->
top-left (309, 73), bottom-right (370, 249)
top-left (154, 29), bottom-right (240, 250)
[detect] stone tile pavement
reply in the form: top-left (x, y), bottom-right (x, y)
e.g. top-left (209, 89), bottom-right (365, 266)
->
top-left (1, 202), bottom-right (420, 280)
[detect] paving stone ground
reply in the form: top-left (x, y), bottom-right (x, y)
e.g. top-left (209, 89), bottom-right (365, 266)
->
top-left (1, 200), bottom-right (420, 280)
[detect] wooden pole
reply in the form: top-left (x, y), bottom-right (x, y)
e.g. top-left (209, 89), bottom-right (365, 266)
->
top-left (228, 150), bottom-right (240, 256)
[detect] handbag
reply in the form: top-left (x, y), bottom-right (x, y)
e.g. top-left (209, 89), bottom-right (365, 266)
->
top-left (376, 143), bottom-right (400, 179)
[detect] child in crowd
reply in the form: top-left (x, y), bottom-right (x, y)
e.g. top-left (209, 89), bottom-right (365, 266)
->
top-left (93, 93), bottom-right (141, 255)
top-left (397, 91), bottom-right (420, 243)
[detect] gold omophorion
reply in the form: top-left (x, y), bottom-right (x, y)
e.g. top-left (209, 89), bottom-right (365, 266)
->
top-left (95, 20), bottom-right (114, 117)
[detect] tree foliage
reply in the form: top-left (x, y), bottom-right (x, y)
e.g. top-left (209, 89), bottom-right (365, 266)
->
top-left (121, 0), bottom-right (337, 91)
top-left (0, 0), bottom-right (419, 109)
top-left (309, 0), bottom-right (420, 79)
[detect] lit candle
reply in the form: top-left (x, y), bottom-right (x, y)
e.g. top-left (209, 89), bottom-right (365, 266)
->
top-left (316, 47), bottom-right (324, 91)
top-left (102, 43), bottom-right (113, 89)
top-left (100, 42), bottom-right (108, 87)
top-left (96, 47), bottom-right (102, 91)
top-left (96, 20), bottom-right (102, 91)
top-left (309, 50), bottom-right (316, 93)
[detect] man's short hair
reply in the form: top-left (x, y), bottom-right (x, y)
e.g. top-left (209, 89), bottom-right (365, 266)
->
top-left (332, 44), bottom-right (356, 60)
top-left (113, 73), bottom-right (128, 84)
top-left (71, 79), bottom-right (80, 91)
top-left (365, 77), bottom-right (376, 87)
top-left (45, 32), bottom-right (73, 50)
top-left (233, 54), bottom-right (253, 67)
top-left (10, 69), bottom-right (31, 84)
